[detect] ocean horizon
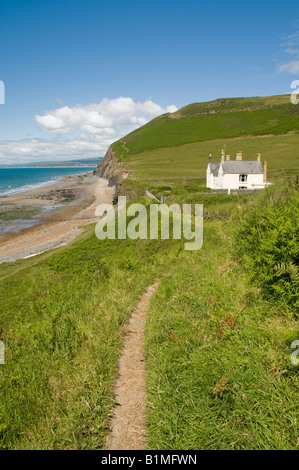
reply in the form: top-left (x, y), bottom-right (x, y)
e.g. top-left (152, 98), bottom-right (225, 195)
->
top-left (0, 167), bottom-right (96, 197)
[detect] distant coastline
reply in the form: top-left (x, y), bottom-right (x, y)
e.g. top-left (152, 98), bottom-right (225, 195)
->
top-left (0, 167), bottom-right (96, 197)
top-left (0, 166), bottom-right (98, 169)
top-left (0, 157), bottom-right (102, 169)
top-left (0, 172), bottom-right (114, 263)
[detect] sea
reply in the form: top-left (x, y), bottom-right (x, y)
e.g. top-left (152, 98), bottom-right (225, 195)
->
top-left (0, 167), bottom-right (96, 197)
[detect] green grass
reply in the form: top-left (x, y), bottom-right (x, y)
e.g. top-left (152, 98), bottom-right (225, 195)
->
top-left (0, 222), bottom-right (183, 449)
top-left (111, 94), bottom-right (299, 205)
top-left (145, 215), bottom-right (299, 450)
top-left (0, 186), bottom-right (298, 450)
top-left (112, 95), bottom-right (299, 160)
top-left (119, 134), bottom-right (299, 181)
top-left (0, 94), bottom-right (298, 450)
top-left (0, 207), bottom-right (41, 221)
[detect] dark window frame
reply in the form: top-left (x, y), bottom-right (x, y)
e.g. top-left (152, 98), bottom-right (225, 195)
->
top-left (239, 174), bottom-right (248, 182)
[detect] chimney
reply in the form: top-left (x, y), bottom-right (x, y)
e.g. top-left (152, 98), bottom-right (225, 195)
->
top-left (226, 155), bottom-right (230, 161)
top-left (236, 150), bottom-right (243, 161)
top-left (221, 149), bottom-right (225, 163)
top-left (263, 161), bottom-right (267, 182)
top-left (257, 153), bottom-right (261, 163)
top-left (209, 153), bottom-right (212, 163)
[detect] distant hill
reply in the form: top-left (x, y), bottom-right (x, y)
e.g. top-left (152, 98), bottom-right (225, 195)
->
top-left (100, 94), bottom-right (299, 181)
top-left (0, 158), bottom-right (102, 168)
top-left (111, 94), bottom-right (299, 161)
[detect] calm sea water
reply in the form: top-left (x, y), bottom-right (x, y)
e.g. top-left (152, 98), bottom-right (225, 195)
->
top-left (0, 167), bottom-right (96, 197)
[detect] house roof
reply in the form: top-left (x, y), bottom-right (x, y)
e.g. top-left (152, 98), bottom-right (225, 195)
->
top-left (209, 163), bottom-right (220, 176)
top-left (209, 161), bottom-right (263, 175)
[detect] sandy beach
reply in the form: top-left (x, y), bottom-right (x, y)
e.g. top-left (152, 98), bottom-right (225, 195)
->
top-left (0, 172), bottom-right (114, 263)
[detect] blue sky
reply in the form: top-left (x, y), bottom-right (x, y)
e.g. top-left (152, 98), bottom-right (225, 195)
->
top-left (0, 0), bottom-right (298, 163)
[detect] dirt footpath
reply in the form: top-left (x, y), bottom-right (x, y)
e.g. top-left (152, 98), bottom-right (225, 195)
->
top-left (106, 282), bottom-right (160, 451)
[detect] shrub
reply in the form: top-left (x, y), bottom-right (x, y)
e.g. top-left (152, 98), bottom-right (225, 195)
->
top-left (235, 180), bottom-right (299, 313)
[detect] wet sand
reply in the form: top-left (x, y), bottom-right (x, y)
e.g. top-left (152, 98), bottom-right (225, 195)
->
top-left (0, 172), bottom-right (114, 263)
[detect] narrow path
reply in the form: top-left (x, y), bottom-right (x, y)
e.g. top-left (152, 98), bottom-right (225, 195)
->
top-left (122, 141), bottom-right (129, 153)
top-left (106, 282), bottom-right (160, 450)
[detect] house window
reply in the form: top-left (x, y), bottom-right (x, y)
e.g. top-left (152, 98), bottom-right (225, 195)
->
top-left (239, 174), bottom-right (248, 182)
top-left (239, 186), bottom-right (247, 190)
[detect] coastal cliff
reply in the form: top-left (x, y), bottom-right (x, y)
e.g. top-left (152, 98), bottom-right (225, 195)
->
top-left (94, 146), bottom-right (129, 203)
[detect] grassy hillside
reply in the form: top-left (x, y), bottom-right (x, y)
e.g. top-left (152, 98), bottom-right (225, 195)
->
top-left (0, 222), bottom-right (181, 449)
top-left (0, 184), bottom-right (298, 450)
top-left (0, 94), bottom-right (298, 450)
top-left (112, 95), bottom-right (299, 162)
top-left (124, 134), bottom-right (299, 181)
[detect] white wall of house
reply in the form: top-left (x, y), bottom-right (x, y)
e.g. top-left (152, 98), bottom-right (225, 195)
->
top-left (206, 168), bottom-right (211, 188)
top-left (222, 173), bottom-right (265, 190)
top-left (206, 164), bottom-right (267, 190)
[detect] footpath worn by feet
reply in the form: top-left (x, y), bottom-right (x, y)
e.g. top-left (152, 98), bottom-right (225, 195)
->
top-left (106, 282), bottom-right (160, 450)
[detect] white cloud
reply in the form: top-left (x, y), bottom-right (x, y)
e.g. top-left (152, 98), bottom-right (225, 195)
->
top-left (285, 48), bottom-right (299, 55)
top-left (35, 97), bottom-right (177, 137)
top-left (1, 97), bottom-right (177, 164)
top-left (278, 59), bottom-right (299, 74)
top-left (277, 30), bottom-right (299, 75)
top-left (281, 31), bottom-right (299, 50)
top-left (0, 136), bottom-right (114, 165)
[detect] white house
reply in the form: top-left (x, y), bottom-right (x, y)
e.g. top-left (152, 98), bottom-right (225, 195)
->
top-left (206, 150), bottom-right (271, 192)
